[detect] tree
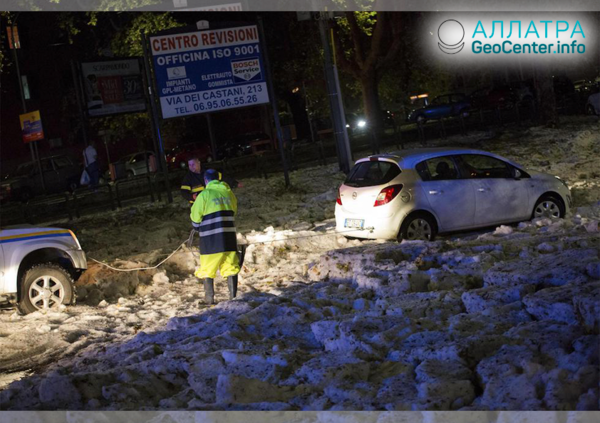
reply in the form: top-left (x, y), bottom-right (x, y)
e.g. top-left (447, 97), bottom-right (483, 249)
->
top-left (534, 67), bottom-right (558, 127)
top-left (331, 12), bottom-right (403, 135)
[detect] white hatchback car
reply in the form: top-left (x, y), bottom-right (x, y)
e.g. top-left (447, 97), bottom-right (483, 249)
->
top-left (335, 148), bottom-right (571, 241)
top-left (0, 227), bottom-right (86, 313)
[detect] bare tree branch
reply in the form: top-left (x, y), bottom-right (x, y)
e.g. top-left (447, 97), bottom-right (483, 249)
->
top-left (346, 12), bottom-right (365, 70)
top-left (375, 14), bottom-right (403, 72)
top-left (363, 12), bottom-right (387, 72)
top-left (332, 21), bottom-right (362, 78)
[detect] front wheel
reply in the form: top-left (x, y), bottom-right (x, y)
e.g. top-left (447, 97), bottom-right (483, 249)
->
top-left (532, 195), bottom-right (565, 219)
top-left (18, 264), bottom-right (75, 314)
top-left (399, 213), bottom-right (437, 241)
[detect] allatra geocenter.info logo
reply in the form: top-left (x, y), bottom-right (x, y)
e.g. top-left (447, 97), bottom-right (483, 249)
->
top-left (438, 19), bottom-right (465, 54)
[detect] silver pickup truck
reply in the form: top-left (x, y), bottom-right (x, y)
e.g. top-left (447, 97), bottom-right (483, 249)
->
top-left (0, 226), bottom-right (87, 314)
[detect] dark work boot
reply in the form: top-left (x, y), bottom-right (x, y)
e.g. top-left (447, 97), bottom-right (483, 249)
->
top-left (203, 278), bottom-right (215, 305)
top-left (227, 275), bottom-right (238, 300)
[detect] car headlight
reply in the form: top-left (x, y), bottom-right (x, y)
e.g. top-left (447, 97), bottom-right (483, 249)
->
top-left (357, 120), bottom-right (366, 128)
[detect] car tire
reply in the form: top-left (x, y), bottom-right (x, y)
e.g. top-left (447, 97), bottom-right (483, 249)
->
top-left (586, 104), bottom-right (597, 116)
top-left (416, 115), bottom-right (426, 125)
top-left (532, 195), bottom-right (565, 219)
top-left (18, 263), bottom-right (75, 314)
top-left (399, 213), bottom-right (437, 241)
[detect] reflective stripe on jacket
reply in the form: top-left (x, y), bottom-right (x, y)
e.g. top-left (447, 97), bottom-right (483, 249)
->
top-left (181, 170), bottom-right (224, 204)
top-left (190, 180), bottom-right (238, 255)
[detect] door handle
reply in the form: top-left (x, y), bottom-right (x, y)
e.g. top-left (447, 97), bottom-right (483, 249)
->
top-left (428, 190), bottom-right (442, 195)
top-left (477, 188), bottom-right (487, 192)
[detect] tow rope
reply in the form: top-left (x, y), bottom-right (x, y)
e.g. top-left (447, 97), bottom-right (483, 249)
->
top-left (89, 226), bottom-right (374, 272)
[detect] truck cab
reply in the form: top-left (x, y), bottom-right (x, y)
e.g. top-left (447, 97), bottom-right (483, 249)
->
top-left (0, 226), bottom-right (87, 314)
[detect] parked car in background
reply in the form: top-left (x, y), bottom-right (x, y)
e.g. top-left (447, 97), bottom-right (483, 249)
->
top-left (0, 155), bottom-right (80, 202)
top-left (335, 148), bottom-right (571, 241)
top-left (469, 86), bottom-right (519, 110)
top-left (116, 151), bottom-right (156, 178)
top-left (345, 113), bottom-right (368, 134)
top-left (166, 143), bottom-right (212, 169)
top-left (574, 79), bottom-right (596, 94)
top-left (346, 111), bottom-right (397, 134)
top-left (0, 226), bottom-right (86, 314)
top-left (216, 132), bottom-right (272, 160)
top-left (586, 92), bottom-right (600, 115)
top-left (407, 93), bottom-right (470, 123)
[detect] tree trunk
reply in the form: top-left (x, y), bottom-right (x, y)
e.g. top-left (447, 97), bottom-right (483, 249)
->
top-left (360, 71), bottom-right (382, 136)
top-left (535, 66), bottom-right (558, 127)
top-left (280, 91), bottom-right (310, 141)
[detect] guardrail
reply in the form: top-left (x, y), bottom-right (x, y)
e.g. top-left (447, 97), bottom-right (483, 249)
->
top-left (0, 98), bottom-right (594, 226)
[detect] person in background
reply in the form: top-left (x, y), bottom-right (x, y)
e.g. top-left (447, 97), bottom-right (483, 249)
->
top-left (180, 155), bottom-right (239, 206)
top-left (83, 141), bottom-right (100, 189)
top-left (191, 169), bottom-right (240, 304)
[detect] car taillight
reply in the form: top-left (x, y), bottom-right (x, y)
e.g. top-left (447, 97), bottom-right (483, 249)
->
top-left (374, 184), bottom-right (403, 207)
top-left (336, 187), bottom-right (342, 205)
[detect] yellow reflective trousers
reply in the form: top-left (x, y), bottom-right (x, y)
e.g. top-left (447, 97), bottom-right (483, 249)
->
top-left (194, 251), bottom-right (240, 279)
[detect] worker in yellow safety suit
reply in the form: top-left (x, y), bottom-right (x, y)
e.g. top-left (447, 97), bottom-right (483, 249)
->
top-left (191, 169), bottom-right (240, 304)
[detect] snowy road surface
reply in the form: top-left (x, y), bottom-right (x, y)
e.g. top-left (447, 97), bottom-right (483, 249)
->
top-left (0, 118), bottom-right (598, 410)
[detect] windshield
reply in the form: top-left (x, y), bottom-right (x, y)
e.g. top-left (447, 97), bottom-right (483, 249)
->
top-left (345, 160), bottom-right (401, 188)
top-left (14, 163), bottom-right (34, 177)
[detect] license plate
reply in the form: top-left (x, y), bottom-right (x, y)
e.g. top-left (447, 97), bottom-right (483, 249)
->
top-left (344, 218), bottom-right (365, 229)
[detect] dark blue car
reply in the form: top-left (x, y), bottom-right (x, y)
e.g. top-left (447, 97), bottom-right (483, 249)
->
top-left (407, 93), bottom-right (470, 124)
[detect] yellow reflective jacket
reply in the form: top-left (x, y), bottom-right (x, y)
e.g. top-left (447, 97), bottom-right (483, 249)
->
top-left (190, 180), bottom-right (238, 255)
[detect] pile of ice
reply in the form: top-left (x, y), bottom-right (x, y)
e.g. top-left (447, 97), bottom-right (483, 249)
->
top-left (2, 208), bottom-right (598, 410)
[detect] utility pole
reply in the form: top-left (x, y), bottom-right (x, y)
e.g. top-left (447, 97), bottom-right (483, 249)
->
top-left (317, 12), bottom-right (352, 174)
top-left (10, 17), bottom-right (45, 191)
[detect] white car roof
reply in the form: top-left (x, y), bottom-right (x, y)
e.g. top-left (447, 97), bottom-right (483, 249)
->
top-left (358, 148), bottom-right (521, 170)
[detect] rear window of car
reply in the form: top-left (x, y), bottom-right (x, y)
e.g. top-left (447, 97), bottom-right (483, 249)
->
top-left (345, 160), bottom-right (401, 187)
top-left (53, 156), bottom-right (72, 169)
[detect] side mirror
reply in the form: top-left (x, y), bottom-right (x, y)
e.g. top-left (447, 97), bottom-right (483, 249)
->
top-left (514, 169), bottom-right (522, 180)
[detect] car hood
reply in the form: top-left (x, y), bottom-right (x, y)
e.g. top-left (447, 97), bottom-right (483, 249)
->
top-left (1, 175), bottom-right (27, 186)
top-left (0, 225), bottom-right (66, 234)
top-left (527, 168), bottom-right (566, 183)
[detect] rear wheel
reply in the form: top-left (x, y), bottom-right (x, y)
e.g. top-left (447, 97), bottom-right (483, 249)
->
top-left (399, 213), bottom-right (437, 241)
top-left (532, 195), bottom-right (565, 219)
top-left (68, 180), bottom-right (78, 192)
top-left (18, 264), bottom-right (74, 314)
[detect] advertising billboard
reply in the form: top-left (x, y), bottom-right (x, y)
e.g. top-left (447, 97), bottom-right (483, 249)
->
top-left (150, 25), bottom-right (270, 119)
top-left (19, 110), bottom-right (44, 143)
top-left (81, 59), bottom-right (146, 117)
